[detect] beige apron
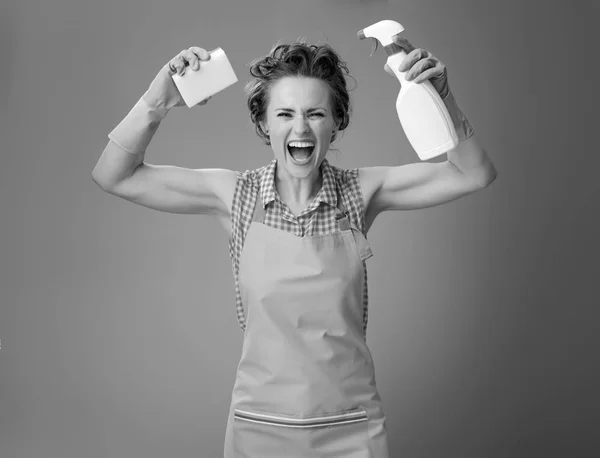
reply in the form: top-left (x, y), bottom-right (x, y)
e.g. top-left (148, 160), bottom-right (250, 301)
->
top-left (224, 189), bottom-right (389, 457)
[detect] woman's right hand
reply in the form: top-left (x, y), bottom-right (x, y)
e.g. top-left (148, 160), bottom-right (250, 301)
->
top-left (142, 47), bottom-right (213, 111)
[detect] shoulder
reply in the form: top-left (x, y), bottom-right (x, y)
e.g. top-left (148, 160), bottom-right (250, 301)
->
top-left (236, 162), bottom-right (272, 186)
top-left (326, 162), bottom-right (360, 190)
top-left (328, 163), bottom-right (382, 207)
top-left (230, 162), bottom-right (271, 218)
top-left (225, 162), bottom-right (270, 246)
top-left (326, 162), bottom-right (374, 235)
top-left (328, 163), bottom-right (383, 232)
top-left (232, 163), bottom-right (269, 199)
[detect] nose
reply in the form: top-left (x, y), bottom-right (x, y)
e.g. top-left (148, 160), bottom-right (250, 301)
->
top-left (293, 115), bottom-right (310, 133)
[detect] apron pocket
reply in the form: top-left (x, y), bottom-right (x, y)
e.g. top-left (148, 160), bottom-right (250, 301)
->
top-left (233, 407), bottom-right (370, 457)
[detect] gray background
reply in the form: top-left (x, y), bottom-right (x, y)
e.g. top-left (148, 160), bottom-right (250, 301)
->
top-left (1, 0), bottom-right (598, 457)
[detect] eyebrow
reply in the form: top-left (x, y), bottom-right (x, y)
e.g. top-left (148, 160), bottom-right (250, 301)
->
top-left (275, 107), bottom-right (327, 112)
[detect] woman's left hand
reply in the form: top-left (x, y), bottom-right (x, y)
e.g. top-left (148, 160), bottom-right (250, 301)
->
top-left (384, 35), bottom-right (450, 99)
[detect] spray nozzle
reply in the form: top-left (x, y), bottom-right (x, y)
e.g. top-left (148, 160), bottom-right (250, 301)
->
top-left (357, 30), bottom-right (379, 57)
top-left (357, 20), bottom-right (405, 57)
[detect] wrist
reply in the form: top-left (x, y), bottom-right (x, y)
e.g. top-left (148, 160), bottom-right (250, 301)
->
top-left (442, 89), bottom-right (475, 142)
top-left (107, 96), bottom-right (166, 154)
top-left (140, 92), bottom-right (171, 120)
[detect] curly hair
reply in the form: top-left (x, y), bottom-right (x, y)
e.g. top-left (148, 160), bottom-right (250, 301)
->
top-left (244, 37), bottom-right (356, 147)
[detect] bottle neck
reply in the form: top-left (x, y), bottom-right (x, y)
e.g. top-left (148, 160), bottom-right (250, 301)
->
top-left (386, 50), bottom-right (411, 85)
top-left (384, 43), bottom-right (405, 56)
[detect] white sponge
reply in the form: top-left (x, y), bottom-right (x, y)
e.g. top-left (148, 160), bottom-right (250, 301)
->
top-left (171, 48), bottom-right (238, 107)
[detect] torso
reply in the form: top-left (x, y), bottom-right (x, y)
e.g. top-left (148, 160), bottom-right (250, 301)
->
top-left (214, 167), bottom-right (381, 239)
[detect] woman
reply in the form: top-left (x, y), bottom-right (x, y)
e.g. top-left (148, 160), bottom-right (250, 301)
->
top-left (93, 35), bottom-right (496, 458)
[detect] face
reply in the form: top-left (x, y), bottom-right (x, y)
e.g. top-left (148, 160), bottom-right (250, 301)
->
top-left (260, 77), bottom-right (339, 179)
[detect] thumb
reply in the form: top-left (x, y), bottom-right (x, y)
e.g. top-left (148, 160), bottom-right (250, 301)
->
top-left (196, 96), bottom-right (212, 107)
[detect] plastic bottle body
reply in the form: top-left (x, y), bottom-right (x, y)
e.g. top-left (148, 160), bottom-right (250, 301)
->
top-left (387, 53), bottom-right (459, 160)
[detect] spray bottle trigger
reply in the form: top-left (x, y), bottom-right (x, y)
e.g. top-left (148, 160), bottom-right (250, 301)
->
top-left (369, 38), bottom-right (379, 57)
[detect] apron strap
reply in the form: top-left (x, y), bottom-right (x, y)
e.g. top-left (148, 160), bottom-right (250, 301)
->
top-left (335, 197), bottom-right (374, 262)
top-left (334, 206), bottom-right (352, 232)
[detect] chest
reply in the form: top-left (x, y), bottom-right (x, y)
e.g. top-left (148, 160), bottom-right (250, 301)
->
top-left (287, 203), bottom-right (309, 217)
top-left (216, 169), bottom-right (380, 239)
top-left (240, 226), bottom-right (363, 287)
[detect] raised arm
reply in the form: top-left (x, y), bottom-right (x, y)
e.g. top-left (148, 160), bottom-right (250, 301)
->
top-left (92, 47), bottom-right (236, 220)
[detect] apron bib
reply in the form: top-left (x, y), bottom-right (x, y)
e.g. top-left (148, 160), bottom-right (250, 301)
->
top-left (224, 190), bottom-right (389, 457)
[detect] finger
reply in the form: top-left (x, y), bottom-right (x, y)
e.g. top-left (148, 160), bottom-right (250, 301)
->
top-left (190, 47), bottom-right (211, 61)
top-left (167, 60), bottom-right (178, 75)
top-left (398, 48), bottom-right (430, 73)
top-left (196, 96), bottom-right (212, 106)
top-left (405, 58), bottom-right (436, 81)
top-left (171, 49), bottom-right (189, 75)
top-left (189, 47), bottom-right (210, 72)
top-left (168, 59), bottom-right (185, 76)
top-left (185, 51), bottom-right (201, 72)
top-left (181, 49), bottom-right (202, 73)
top-left (391, 35), bottom-right (416, 54)
top-left (411, 65), bottom-right (445, 84)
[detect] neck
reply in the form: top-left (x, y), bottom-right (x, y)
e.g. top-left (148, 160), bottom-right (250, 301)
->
top-left (275, 161), bottom-right (323, 205)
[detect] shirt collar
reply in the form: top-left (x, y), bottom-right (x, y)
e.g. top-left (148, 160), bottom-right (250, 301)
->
top-left (259, 158), bottom-right (338, 210)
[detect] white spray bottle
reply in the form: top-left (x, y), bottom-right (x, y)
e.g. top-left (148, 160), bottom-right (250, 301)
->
top-left (358, 20), bottom-right (458, 160)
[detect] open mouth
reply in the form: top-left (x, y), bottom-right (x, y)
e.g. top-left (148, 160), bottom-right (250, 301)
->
top-left (287, 143), bottom-right (315, 164)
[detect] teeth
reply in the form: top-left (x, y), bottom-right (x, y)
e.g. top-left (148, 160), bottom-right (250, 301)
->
top-left (288, 141), bottom-right (315, 148)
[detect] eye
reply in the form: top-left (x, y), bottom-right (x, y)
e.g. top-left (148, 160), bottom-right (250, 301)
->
top-left (277, 112), bottom-right (324, 118)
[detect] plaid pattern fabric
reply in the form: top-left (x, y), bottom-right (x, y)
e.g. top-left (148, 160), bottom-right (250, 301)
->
top-left (228, 158), bottom-right (371, 337)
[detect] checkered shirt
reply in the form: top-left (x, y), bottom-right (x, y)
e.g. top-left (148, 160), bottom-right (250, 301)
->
top-left (228, 158), bottom-right (371, 337)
